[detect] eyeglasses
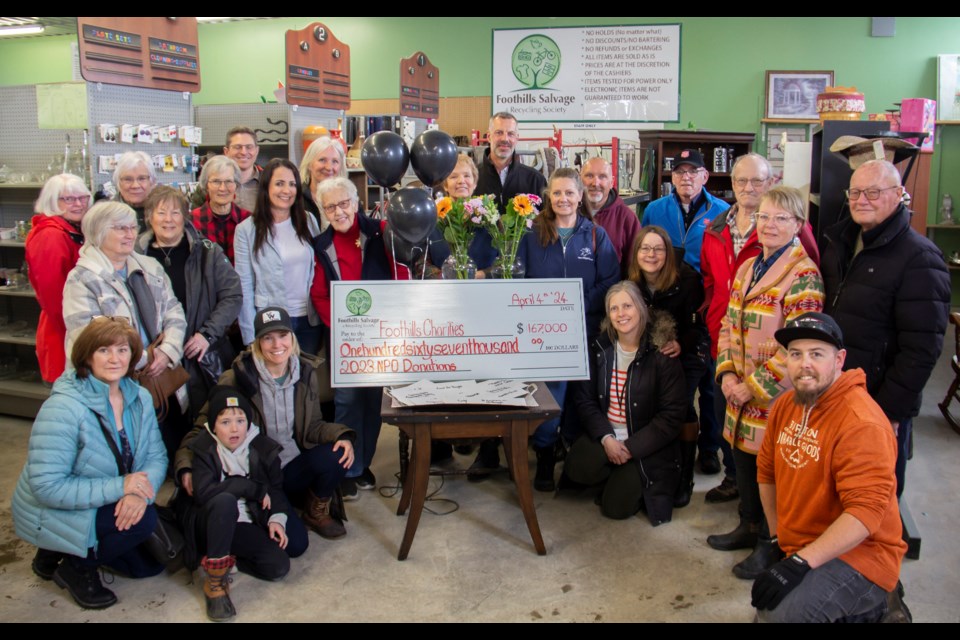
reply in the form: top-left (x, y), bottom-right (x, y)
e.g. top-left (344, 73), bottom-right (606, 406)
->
top-left (109, 224), bottom-right (139, 235)
top-left (845, 186), bottom-right (899, 202)
top-left (733, 178), bottom-right (767, 188)
top-left (228, 144), bottom-right (257, 152)
top-left (322, 199), bottom-right (354, 214)
top-left (59, 195), bottom-right (90, 205)
top-left (638, 245), bottom-right (666, 255)
top-left (208, 179), bottom-right (237, 189)
top-left (754, 213), bottom-right (796, 226)
top-left (673, 168), bottom-right (701, 178)
top-left (119, 175), bottom-right (152, 186)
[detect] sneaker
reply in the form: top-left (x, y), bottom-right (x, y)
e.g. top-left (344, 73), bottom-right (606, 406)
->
top-left (705, 475), bottom-right (739, 503)
top-left (356, 468), bottom-right (376, 490)
top-left (340, 477), bottom-right (359, 501)
top-left (53, 559), bottom-right (117, 609)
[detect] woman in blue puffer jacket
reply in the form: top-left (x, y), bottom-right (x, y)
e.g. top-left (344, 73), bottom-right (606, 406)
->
top-left (12, 317), bottom-right (168, 610)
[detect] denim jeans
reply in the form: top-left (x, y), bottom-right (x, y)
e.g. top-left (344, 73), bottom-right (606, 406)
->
top-left (289, 315), bottom-right (322, 357)
top-left (757, 558), bottom-right (887, 623)
top-left (334, 386), bottom-right (384, 478)
top-left (533, 381), bottom-right (567, 449)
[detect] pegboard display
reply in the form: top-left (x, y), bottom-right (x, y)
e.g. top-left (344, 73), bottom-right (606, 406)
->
top-left (86, 81), bottom-right (194, 192)
top-left (195, 103), bottom-right (342, 165)
top-left (195, 103), bottom-right (291, 151)
top-left (0, 84), bottom-right (87, 227)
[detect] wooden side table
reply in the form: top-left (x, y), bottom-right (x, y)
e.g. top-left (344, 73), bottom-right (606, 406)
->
top-left (380, 384), bottom-right (560, 560)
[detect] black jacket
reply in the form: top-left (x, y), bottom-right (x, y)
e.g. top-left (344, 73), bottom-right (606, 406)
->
top-left (136, 224), bottom-right (243, 418)
top-left (572, 332), bottom-right (686, 523)
top-left (475, 148), bottom-right (547, 212)
top-left (637, 262), bottom-right (709, 359)
top-left (179, 428), bottom-right (289, 570)
top-left (822, 203), bottom-right (950, 421)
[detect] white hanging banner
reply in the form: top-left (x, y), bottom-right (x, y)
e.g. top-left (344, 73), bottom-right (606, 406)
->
top-left (492, 23), bottom-right (681, 123)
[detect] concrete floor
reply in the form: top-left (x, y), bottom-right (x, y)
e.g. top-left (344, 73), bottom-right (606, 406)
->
top-left (1, 339), bottom-right (958, 622)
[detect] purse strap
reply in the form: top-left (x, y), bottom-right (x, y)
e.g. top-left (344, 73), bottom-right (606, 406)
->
top-left (95, 411), bottom-right (130, 476)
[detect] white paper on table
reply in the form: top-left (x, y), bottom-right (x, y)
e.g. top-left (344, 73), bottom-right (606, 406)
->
top-left (386, 380), bottom-right (538, 408)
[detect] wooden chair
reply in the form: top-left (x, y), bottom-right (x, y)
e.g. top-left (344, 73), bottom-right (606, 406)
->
top-left (937, 311), bottom-right (960, 436)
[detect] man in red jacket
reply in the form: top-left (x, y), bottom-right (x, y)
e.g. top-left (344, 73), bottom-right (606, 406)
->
top-left (581, 157), bottom-right (640, 279)
top-left (752, 312), bottom-right (908, 622)
top-left (700, 154), bottom-right (819, 503)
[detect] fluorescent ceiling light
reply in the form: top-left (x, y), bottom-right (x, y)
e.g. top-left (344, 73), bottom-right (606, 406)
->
top-left (196, 17), bottom-right (231, 23)
top-left (0, 24), bottom-right (44, 37)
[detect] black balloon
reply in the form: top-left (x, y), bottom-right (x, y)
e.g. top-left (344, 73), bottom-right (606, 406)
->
top-left (361, 131), bottom-right (409, 188)
top-left (409, 129), bottom-right (458, 186)
top-left (384, 225), bottom-right (426, 267)
top-left (387, 187), bottom-right (437, 244)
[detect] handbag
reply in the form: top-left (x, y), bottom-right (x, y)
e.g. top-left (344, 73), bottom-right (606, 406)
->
top-left (134, 332), bottom-right (190, 421)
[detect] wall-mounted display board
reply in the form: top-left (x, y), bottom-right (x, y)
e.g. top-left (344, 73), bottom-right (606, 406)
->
top-left (77, 17), bottom-right (201, 92)
top-left (285, 22), bottom-right (351, 110)
top-left (399, 51), bottom-right (439, 119)
top-left (492, 24), bottom-right (680, 123)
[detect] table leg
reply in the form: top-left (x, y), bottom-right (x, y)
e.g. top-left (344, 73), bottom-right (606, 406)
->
top-left (507, 419), bottom-right (546, 555)
top-left (397, 423), bottom-right (431, 560)
top-left (397, 431), bottom-right (412, 516)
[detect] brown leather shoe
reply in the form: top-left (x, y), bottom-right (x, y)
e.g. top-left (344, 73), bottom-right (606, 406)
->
top-left (303, 490), bottom-right (347, 539)
top-left (705, 475), bottom-right (739, 503)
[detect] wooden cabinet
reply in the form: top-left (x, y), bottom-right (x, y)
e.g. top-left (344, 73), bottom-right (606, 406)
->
top-left (636, 130), bottom-right (755, 204)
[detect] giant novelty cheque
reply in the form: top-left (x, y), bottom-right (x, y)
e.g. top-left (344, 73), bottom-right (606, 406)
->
top-left (330, 279), bottom-right (590, 387)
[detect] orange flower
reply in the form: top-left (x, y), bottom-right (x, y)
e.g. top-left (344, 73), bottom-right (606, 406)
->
top-left (436, 197), bottom-right (453, 219)
top-left (513, 195), bottom-right (533, 216)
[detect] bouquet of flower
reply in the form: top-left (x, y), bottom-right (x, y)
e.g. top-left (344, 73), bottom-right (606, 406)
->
top-left (485, 193), bottom-right (542, 278)
top-left (435, 194), bottom-right (499, 279)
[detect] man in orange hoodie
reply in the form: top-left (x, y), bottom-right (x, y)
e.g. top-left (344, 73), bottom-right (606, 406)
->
top-left (752, 312), bottom-right (908, 623)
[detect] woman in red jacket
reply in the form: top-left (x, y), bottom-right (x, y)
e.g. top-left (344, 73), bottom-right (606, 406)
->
top-left (25, 173), bottom-right (91, 383)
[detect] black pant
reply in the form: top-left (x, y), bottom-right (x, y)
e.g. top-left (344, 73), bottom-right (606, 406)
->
top-left (565, 436), bottom-right (645, 520)
top-left (733, 448), bottom-right (769, 537)
top-left (201, 493), bottom-right (290, 581)
top-left (75, 502), bottom-right (164, 578)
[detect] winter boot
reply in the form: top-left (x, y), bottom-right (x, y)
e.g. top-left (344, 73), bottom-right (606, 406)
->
top-left (707, 518), bottom-right (760, 551)
top-left (534, 444), bottom-right (556, 492)
top-left (53, 557), bottom-right (117, 609)
top-left (201, 555), bottom-right (237, 621)
top-left (303, 490), bottom-right (347, 539)
top-left (674, 438), bottom-right (698, 508)
top-left (732, 534), bottom-right (785, 579)
top-left (32, 548), bottom-right (63, 580)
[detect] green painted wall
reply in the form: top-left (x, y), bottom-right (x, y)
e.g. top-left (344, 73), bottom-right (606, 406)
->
top-left (1, 17), bottom-right (959, 219)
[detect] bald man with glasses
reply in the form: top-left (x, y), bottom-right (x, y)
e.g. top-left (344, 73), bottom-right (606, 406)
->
top-left (821, 159), bottom-right (949, 497)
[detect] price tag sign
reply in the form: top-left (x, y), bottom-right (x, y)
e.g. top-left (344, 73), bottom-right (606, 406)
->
top-left (330, 279), bottom-right (590, 387)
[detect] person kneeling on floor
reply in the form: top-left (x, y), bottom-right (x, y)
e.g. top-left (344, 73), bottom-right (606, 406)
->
top-left (752, 312), bottom-right (910, 623)
top-left (180, 386), bottom-right (299, 621)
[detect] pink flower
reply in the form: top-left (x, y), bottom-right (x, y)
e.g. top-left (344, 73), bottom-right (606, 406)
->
top-left (526, 219), bottom-right (534, 228)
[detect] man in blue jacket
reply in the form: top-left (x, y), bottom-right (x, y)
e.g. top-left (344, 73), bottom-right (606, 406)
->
top-left (641, 149), bottom-right (729, 273)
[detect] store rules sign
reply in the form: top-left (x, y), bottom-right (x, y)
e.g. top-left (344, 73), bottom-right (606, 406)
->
top-left (492, 24), bottom-right (680, 123)
top-left (330, 280), bottom-right (590, 387)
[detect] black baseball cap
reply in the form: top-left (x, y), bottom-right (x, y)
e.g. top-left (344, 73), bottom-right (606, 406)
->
top-left (254, 306), bottom-right (293, 339)
top-left (672, 149), bottom-right (705, 170)
top-left (775, 312), bottom-right (844, 350)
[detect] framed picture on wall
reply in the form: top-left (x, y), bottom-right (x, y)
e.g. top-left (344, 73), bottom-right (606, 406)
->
top-left (937, 54), bottom-right (960, 122)
top-left (764, 70), bottom-right (834, 120)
